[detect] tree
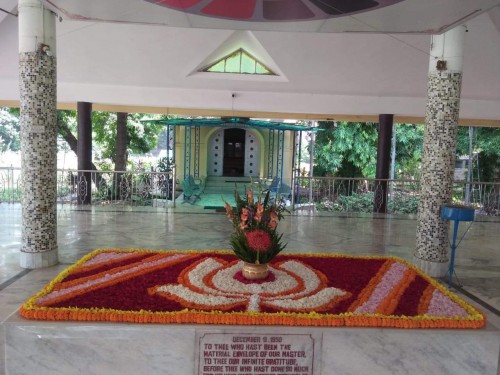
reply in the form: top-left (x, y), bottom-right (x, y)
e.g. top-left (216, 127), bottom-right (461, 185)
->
top-left (115, 112), bottom-right (128, 172)
top-left (92, 112), bottom-right (165, 166)
top-left (313, 121), bottom-right (378, 178)
top-left (456, 126), bottom-right (500, 182)
top-left (313, 121), bottom-right (425, 180)
top-left (393, 124), bottom-right (424, 180)
top-left (0, 107), bottom-right (21, 152)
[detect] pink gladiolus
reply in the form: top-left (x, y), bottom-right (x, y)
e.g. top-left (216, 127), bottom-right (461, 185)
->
top-left (241, 208), bottom-right (249, 222)
top-left (224, 202), bottom-right (233, 221)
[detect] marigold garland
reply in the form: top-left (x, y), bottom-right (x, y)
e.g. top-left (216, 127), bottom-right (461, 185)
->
top-left (19, 248), bottom-right (486, 329)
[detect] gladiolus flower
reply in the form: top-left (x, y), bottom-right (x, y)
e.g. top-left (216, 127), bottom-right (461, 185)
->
top-left (241, 208), bottom-right (249, 222)
top-left (245, 229), bottom-right (272, 252)
top-left (224, 202), bottom-right (233, 220)
top-left (247, 190), bottom-right (254, 205)
top-left (270, 212), bottom-right (279, 222)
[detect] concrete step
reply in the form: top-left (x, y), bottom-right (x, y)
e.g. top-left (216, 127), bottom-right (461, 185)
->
top-left (204, 176), bottom-right (256, 191)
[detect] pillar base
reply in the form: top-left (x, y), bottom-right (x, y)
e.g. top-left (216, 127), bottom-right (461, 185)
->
top-left (20, 249), bottom-right (58, 269)
top-left (412, 255), bottom-right (449, 278)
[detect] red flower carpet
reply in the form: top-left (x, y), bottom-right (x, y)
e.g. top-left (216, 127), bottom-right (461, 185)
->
top-left (20, 249), bottom-right (485, 329)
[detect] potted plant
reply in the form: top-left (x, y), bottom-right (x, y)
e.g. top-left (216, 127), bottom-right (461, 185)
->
top-left (224, 189), bottom-right (287, 280)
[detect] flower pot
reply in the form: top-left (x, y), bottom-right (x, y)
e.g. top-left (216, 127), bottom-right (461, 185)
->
top-left (242, 262), bottom-right (269, 280)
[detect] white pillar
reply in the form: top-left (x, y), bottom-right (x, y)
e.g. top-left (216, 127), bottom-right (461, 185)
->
top-left (413, 26), bottom-right (466, 277)
top-left (18, 0), bottom-right (58, 268)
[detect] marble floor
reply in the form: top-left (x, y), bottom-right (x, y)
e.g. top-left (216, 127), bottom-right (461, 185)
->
top-left (1, 203), bottom-right (499, 374)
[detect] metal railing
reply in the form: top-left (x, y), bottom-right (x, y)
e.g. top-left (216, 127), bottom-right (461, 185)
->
top-left (2, 167), bottom-right (499, 216)
top-left (291, 176), bottom-right (500, 216)
top-left (0, 166), bottom-right (177, 209)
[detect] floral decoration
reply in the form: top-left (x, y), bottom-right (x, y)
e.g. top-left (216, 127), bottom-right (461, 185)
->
top-left (19, 249), bottom-right (486, 329)
top-left (224, 189), bottom-right (287, 264)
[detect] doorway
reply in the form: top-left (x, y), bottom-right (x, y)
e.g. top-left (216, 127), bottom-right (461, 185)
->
top-left (223, 128), bottom-right (245, 176)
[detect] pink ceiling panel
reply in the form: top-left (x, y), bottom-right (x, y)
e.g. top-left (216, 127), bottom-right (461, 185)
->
top-left (201, 0), bottom-right (257, 20)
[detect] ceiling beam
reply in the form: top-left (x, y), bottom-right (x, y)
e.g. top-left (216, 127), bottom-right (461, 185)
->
top-left (2, 100), bottom-right (499, 127)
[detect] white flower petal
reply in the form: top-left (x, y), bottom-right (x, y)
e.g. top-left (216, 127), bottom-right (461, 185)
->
top-left (187, 258), bottom-right (230, 296)
top-left (156, 284), bottom-right (246, 308)
top-left (273, 260), bottom-right (322, 298)
top-left (264, 288), bottom-right (346, 311)
top-left (211, 261), bottom-right (298, 295)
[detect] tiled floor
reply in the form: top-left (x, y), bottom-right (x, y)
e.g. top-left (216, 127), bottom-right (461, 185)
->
top-left (1, 203), bottom-right (499, 373)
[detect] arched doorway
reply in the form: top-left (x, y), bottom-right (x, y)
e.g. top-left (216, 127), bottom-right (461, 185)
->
top-left (223, 128), bottom-right (245, 176)
top-left (207, 128), bottom-right (261, 177)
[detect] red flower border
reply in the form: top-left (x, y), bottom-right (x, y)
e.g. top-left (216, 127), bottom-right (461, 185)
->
top-left (19, 249), bottom-right (486, 329)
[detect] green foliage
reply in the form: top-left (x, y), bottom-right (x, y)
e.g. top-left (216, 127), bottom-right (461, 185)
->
top-left (317, 192), bottom-right (375, 212)
top-left (313, 121), bottom-right (424, 180)
top-left (0, 108), bottom-right (21, 152)
top-left (394, 124), bottom-right (424, 180)
top-left (388, 194), bottom-right (419, 214)
top-left (56, 110), bottom-right (78, 152)
top-left (314, 121), bottom-right (378, 178)
top-left (456, 127), bottom-right (500, 182)
top-left (92, 112), bottom-right (165, 164)
top-left (0, 187), bottom-right (22, 202)
top-left (317, 191), bottom-right (419, 214)
top-left (156, 156), bottom-right (174, 172)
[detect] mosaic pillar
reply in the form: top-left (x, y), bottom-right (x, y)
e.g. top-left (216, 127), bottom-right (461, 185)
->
top-left (18, 0), bottom-right (58, 268)
top-left (413, 26), bottom-right (466, 277)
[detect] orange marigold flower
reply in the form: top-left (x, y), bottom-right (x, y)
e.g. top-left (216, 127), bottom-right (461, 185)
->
top-left (245, 229), bottom-right (272, 252)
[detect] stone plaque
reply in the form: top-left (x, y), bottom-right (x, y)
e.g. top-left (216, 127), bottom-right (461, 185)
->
top-left (196, 331), bottom-right (320, 375)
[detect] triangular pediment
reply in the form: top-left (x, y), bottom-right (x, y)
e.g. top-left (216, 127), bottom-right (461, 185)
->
top-left (202, 48), bottom-right (276, 75)
top-left (189, 31), bottom-right (287, 81)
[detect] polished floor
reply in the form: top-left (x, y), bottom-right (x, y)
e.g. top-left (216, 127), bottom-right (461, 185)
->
top-left (1, 203), bottom-right (499, 373)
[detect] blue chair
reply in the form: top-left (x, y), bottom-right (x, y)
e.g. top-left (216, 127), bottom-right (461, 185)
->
top-left (262, 177), bottom-right (281, 202)
top-left (181, 176), bottom-right (205, 204)
top-left (266, 177), bottom-right (281, 193)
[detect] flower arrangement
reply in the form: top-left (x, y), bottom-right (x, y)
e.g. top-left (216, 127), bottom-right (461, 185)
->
top-left (224, 189), bottom-right (287, 264)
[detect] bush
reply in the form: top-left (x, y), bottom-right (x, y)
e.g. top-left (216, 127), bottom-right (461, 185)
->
top-left (316, 191), bottom-right (420, 214)
top-left (388, 194), bottom-right (419, 214)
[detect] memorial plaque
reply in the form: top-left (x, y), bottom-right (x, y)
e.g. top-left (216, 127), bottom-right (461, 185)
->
top-left (196, 331), bottom-right (321, 375)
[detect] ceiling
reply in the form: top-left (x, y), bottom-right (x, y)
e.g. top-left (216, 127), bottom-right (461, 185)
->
top-left (1, 0), bottom-right (500, 124)
top-left (42, 0), bottom-right (500, 34)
